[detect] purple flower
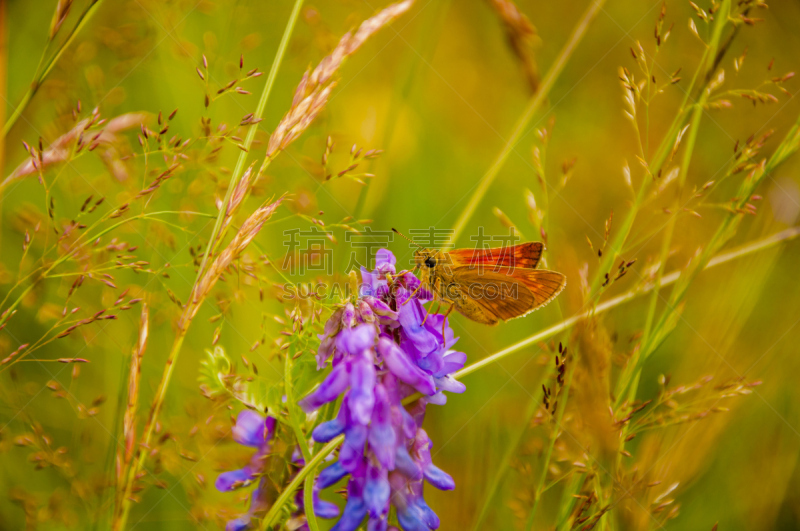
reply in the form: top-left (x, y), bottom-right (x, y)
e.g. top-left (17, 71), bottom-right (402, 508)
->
top-left (215, 411), bottom-right (276, 494)
top-left (216, 411), bottom-right (335, 530)
top-left (301, 250), bottom-right (465, 531)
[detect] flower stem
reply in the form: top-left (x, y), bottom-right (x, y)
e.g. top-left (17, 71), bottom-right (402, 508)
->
top-left (260, 436), bottom-right (344, 530)
top-left (446, 0), bottom-right (606, 249)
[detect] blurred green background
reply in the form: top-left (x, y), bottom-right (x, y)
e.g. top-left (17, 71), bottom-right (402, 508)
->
top-left (2, 0), bottom-right (800, 529)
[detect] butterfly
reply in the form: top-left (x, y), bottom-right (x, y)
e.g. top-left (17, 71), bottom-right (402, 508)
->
top-left (393, 229), bottom-right (566, 335)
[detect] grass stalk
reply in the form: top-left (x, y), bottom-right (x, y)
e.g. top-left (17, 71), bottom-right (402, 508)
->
top-left (525, 361), bottom-right (575, 530)
top-left (446, 0), bottom-right (606, 249)
top-left (2, 0), bottom-right (106, 138)
top-left (640, 0), bottom-right (730, 357)
top-left (192, 0), bottom-right (304, 285)
top-left (471, 371), bottom-right (547, 531)
top-left (587, 7), bottom-right (739, 297)
top-left (454, 225), bottom-right (799, 381)
top-left (111, 4), bottom-right (304, 527)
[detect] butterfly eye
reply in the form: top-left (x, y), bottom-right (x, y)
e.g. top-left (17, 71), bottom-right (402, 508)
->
top-left (424, 257), bottom-right (436, 268)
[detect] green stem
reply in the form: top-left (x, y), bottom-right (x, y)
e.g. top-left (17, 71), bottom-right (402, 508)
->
top-left (2, 0), bottom-right (106, 137)
top-left (525, 361), bottom-right (575, 530)
top-left (260, 436), bottom-right (343, 530)
top-left (453, 225), bottom-right (799, 382)
top-left (193, 0), bottom-right (304, 285)
top-left (588, 29), bottom-right (722, 297)
top-left (112, 4), bottom-right (304, 528)
top-left (471, 372), bottom-right (547, 531)
top-left (446, 0), bottom-right (606, 249)
top-left (640, 0), bottom-right (730, 355)
top-left (285, 342), bottom-right (319, 531)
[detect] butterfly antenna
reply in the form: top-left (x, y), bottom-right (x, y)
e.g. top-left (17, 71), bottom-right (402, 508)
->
top-left (392, 228), bottom-right (424, 250)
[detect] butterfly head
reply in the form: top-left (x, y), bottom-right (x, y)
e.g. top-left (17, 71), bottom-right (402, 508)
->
top-left (413, 248), bottom-right (437, 270)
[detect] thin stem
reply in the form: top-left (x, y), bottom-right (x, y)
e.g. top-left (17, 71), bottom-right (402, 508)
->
top-left (471, 372), bottom-right (547, 531)
top-left (260, 436), bottom-right (343, 530)
top-left (446, 0), bottom-right (606, 249)
top-left (193, 0), bottom-right (304, 285)
top-left (640, 0), bottom-right (730, 353)
top-left (588, 24), bottom-right (724, 298)
top-left (112, 4), bottom-right (304, 528)
top-left (285, 342), bottom-right (319, 531)
top-left (525, 361), bottom-right (574, 530)
top-left (453, 225), bottom-right (799, 381)
top-left (2, 0), bottom-right (106, 137)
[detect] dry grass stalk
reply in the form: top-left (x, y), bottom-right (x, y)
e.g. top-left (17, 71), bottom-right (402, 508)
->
top-left (216, 161), bottom-right (258, 243)
top-left (49, 0), bottom-right (74, 39)
top-left (113, 196), bottom-right (285, 530)
top-left (265, 0), bottom-right (414, 160)
top-left (123, 304), bottom-right (149, 465)
top-left (182, 196), bottom-right (284, 327)
top-left (114, 304), bottom-right (148, 516)
top-left (487, 0), bottom-right (540, 91)
top-left (3, 111), bottom-right (147, 190)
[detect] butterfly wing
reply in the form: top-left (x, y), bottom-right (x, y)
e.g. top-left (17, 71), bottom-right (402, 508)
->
top-left (452, 266), bottom-right (565, 322)
top-left (446, 242), bottom-right (544, 271)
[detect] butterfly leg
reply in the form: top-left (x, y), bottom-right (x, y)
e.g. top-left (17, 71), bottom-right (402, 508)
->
top-left (421, 300), bottom-right (440, 326)
top-left (400, 282), bottom-right (423, 307)
top-left (440, 302), bottom-right (454, 342)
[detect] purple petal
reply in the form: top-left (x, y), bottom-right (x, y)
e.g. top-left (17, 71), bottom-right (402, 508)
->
top-left (375, 249), bottom-right (396, 273)
top-left (364, 296), bottom-right (398, 320)
top-left (317, 335), bottom-right (337, 369)
top-left (414, 346), bottom-right (444, 375)
top-left (318, 461), bottom-right (349, 489)
top-left (337, 323), bottom-right (376, 355)
top-left (232, 410), bottom-right (268, 447)
top-left (434, 375), bottom-right (466, 394)
top-left (437, 350), bottom-right (466, 377)
top-left (396, 503), bottom-right (431, 531)
top-left (313, 490), bottom-right (341, 519)
top-left (215, 467), bottom-right (253, 491)
top-left (378, 337), bottom-right (436, 396)
top-left (359, 268), bottom-right (381, 298)
top-left (425, 392), bottom-right (447, 406)
top-left (368, 384), bottom-right (396, 469)
top-left (299, 362), bottom-right (351, 412)
top-left (225, 516), bottom-right (252, 531)
top-left (402, 408), bottom-right (418, 440)
top-left (364, 461), bottom-right (390, 517)
top-left (330, 482), bottom-right (367, 531)
top-left (312, 398), bottom-right (350, 442)
top-left (368, 516), bottom-right (389, 531)
top-left (342, 302), bottom-right (356, 328)
top-left (394, 446), bottom-right (422, 480)
top-left (398, 300), bottom-right (439, 355)
top-left (416, 498), bottom-right (441, 529)
top-left (358, 300), bottom-right (375, 323)
top-left (340, 425), bottom-right (367, 472)
top-left (348, 352), bottom-right (376, 425)
top-left (424, 463), bottom-right (455, 491)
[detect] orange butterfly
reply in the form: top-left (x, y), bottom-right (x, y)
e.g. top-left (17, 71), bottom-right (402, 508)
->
top-left (393, 229), bottom-right (566, 334)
